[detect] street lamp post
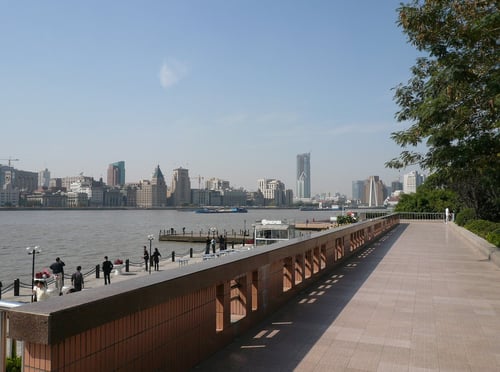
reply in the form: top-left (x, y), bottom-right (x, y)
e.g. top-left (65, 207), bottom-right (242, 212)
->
top-left (27, 246), bottom-right (41, 302)
top-left (147, 235), bottom-right (154, 275)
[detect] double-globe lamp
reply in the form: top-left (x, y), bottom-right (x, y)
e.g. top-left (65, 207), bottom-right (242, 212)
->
top-left (27, 246), bottom-right (41, 302)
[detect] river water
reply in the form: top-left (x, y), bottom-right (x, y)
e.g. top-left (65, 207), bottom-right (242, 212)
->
top-left (0, 209), bottom-right (340, 285)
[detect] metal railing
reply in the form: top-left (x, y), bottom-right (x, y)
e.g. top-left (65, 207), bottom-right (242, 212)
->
top-left (360, 211), bottom-right (449, 222)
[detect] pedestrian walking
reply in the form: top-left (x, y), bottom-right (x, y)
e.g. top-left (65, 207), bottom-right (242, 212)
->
top-left (143, 246), bottom-right (149, 271)
top-left (102, 256), bottom-right (113, 285)
top-left (71, 266), bottom-right (84, 291)
top-left (50, 257), bottom-right (65, 295)
top-left (152, 248), bottom-right (161, 271)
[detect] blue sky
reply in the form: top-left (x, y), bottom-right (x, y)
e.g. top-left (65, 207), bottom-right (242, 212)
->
top-left (0, 1), bottom-right (422, 197)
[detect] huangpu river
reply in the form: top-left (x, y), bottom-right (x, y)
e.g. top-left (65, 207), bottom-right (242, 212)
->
top-left (0, 209), bottom-right (340, 286)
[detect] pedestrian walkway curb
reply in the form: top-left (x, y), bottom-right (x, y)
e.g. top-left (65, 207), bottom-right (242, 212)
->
top-left (450, 222), bottom-right (500, 268)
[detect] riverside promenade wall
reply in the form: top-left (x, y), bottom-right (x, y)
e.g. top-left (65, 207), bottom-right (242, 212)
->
top-left (5, 215), bottom-right (399, 371)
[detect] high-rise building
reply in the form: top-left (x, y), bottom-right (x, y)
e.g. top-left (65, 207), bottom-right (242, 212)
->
top-left (403, 170), bottom-right (425, 194)
top-left (391, 180), bottom-right (403, 193)
top-left (258, 178), bottom-right (288, 206)
top-left (205, 178), bottom-right (230, 191)
top-left (296, 153), bottom-right (311, 199)
top-left (352, 180), bottom-right (365, 202)
top-left (170, 167), bottom-right (191, 206)
top-left (38, 168), bottom-right (50, 189)
top-left (365, 176), bottom-right (386, 207)
top-left (107, 161), bottom-right (125, 187)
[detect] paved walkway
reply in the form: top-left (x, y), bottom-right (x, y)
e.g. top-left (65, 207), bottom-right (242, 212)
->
top-left (194, 222), bottom-right (500, 371)
top-left (1, 253), bottom-right (208, 303)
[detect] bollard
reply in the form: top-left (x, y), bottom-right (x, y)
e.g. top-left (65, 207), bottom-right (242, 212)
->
top-left (190, 248), bottom-right (193, 258)
top-left (96, 264), bottom-right (100, 279)
top-left (171, 251), bottom-right (175, 262)
top-left (232, 241), bottom-right (234, 249)
top-left (14, 278), bottom-right (20, 296)
top-left (125, 259), bottom-right (130, 272)
top-left (0, 280), bottom-right (2, 299)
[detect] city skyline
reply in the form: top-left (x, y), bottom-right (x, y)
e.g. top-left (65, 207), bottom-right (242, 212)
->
top-left (2, 159), bottom-right (411, 200)
top-left (1, 1), bottom-right (423, 196)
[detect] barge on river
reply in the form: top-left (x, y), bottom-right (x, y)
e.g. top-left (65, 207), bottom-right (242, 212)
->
top-left (195, 207), bottom-right (248, 214)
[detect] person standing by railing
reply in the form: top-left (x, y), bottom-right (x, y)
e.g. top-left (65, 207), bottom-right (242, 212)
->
top-left (102, 257), bottom-right (113, 285)
top-left (152, 248), bottom-right (161, 271)
top-left (71, 266), bottom-right (84, 291)
top-left (50, 257), bottom-right (65, 295)
top-left (143, 246), bottom-right (149, 271)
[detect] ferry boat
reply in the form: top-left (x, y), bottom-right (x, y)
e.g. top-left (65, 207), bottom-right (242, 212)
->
top-left (195, 207), bottom-right (248, 214)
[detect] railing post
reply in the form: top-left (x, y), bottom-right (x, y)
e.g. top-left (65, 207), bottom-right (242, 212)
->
top-left (96, 264), bottom-right (100, 279)
top-left (0, 281), bottom-right (2, 299)
top-left (14, 279), bottom-right (20, 296)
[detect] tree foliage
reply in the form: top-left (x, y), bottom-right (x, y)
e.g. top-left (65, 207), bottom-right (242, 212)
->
top-left (395, 180), bottom-right (460, 213)
top-left (387, 0), bottom-right (500, 221)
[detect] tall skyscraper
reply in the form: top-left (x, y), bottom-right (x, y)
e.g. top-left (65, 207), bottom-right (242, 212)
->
top-left (352, 180), bottom-right (365, 202)
top-left (403, 170), bottom-right (424, 194)
top-left (365, 176), bottom-right (386, 207)
top-left (171, 167), bottom-right (191, 206)
top-left (107, 161), bottom-right (125, 187)
top-left (296, 153), bottom-right (311, 199)
top-left (38, 168), bottom-right (50, 189)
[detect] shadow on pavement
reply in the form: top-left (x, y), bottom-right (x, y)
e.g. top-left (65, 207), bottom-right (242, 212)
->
top-left (194, 223), bottom-right (409, 371)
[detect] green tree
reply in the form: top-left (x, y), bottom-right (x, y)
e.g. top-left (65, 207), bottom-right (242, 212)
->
top-left (387, 0), bottom-right (500, 221)
top-left (395, 177), bottom-right (460, 213)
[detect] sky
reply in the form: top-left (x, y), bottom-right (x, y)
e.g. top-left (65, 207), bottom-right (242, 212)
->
top-left (0, 1), bottom-right (424, 197)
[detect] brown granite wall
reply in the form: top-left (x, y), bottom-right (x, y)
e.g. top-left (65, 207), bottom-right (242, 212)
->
top-left (8, 214), bottom-right (399, 371)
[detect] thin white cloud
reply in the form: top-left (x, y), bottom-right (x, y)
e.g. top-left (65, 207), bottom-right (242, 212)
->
top-left (159, 59), bottom-right (188, 89)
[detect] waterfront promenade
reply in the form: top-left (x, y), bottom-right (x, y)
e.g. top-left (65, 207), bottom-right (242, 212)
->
top-left (195, 222), bottom-right (500, 371)
top-left (1, 253), bottom-right (208, 303)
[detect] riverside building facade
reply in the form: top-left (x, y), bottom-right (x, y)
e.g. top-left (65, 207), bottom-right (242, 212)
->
top-left (136, 165), bottom-right (167, 208)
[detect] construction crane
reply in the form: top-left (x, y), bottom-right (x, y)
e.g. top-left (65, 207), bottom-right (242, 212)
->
top-left (190, 175), bottom-right (204, 190)
top-left (0, 157), bottom-right (20, 167)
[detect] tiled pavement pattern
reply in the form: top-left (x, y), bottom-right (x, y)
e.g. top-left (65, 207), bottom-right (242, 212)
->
top-left (194, 223), bottom-right (500, 371)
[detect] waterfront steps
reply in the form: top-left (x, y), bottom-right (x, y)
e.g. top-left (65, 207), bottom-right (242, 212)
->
top-left (195, 222), bottom-right (500, 371)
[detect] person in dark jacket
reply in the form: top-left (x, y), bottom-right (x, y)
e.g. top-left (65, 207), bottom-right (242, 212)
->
top-left (50, 257), bottom-right (65, 295)
top-left (143, 246), bottom-right (149, 271)
top-left (102, 256), bottom-right (114, 285)
top-left (152, 248), bottom-right (161, 271)
top-left (71, 265), bottom-right (84, 291)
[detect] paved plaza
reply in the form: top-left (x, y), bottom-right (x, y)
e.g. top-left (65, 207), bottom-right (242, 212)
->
top-left (195, 222), bottom-right (500, 371)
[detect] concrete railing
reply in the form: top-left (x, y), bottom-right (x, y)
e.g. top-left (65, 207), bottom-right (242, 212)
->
top-left (4, 214), bottom-right (399, 371)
